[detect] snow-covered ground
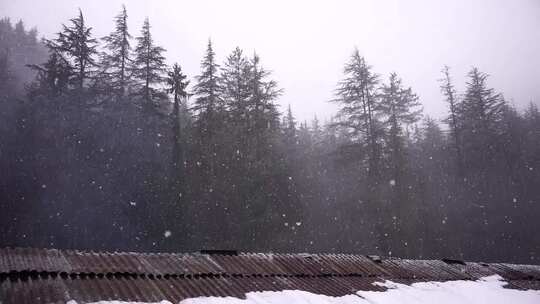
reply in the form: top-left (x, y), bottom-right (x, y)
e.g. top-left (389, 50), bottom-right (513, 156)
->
top-left (67, 275), bottom-right (540, 304)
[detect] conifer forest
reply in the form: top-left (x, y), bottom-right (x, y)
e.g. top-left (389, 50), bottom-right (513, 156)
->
top-left (0, 5), bottom-right (539, 264)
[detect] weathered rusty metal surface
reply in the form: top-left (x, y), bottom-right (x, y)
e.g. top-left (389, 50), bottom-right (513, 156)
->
top-left (1, 247), bottom-right (539, 304)
top-left (0, 274), bottom-right (389, 303)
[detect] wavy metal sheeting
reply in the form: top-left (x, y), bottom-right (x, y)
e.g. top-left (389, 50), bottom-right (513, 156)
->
top-left (1, 247), bottom-right (539, 304)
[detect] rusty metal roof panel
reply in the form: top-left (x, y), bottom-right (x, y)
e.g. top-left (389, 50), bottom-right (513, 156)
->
top-left (446, 262), bottom-right (498, 279)
top-left (213, 254), bottom-right (255, 275)
top-left (0, 248), bottom-right (70, 273)
top-left (2, 247), bottom-right (540, 304)
top-left (377, 258), bottom-right (418, 278)
top-left (501, 263), bottom-right (540, 280)
top-left (507, 279), bottom-right (540, 291)
top-left (403, 259), bottom-right (471, 280)
top-left (178, 253), bottom-right (223, 274)
top-left (487, 263), bottom-right (533, 280)
top-left (2, 272), bottom-right (539, 304)
top-left (272, 253), bottom-right (321, 275)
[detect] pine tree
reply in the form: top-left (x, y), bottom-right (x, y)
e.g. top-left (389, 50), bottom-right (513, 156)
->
top-left (461, 68), bottom-right (504, 134)
top-left (46, 9), bottom-right (97, 92)
top-left (167, 63), bottom-right (190, 191)
top-left (380, 73), bottom-right (422, 142)
top-left (0, 50), bottom-right (13, 93)
top-left (460, 67), bottom-right (504, 167)
top-left (191, 39), bottom-right (223, 183)
top-left (247, 52), bottom-right (282, 135)
top-left (379, 72), bottom-right (422, 246)
top-left (283, 104), bottom-right (297, 145)
top-left (132, 18), bottom-right (167, 104)
top-left (421, 116), bottom-right (444, 152)
top-left (167, 63), bottom-right (189, 106)
top-left (27, 51), bottom-right (72, 97)
top-left (439, 65), bottom-right (463, 171)
top-left (333, 49), bottom-right (381, 179)
top-left (101, 5), bottom-right (132, 98)
top-left (298, 120), bottom-right (312, 148)
top-left (220, 47), bottom-right (251, 123)
top-left (379, 72), bottom-right (422, 177)
top-left (311, 115), bottom-right (323, 143)
top-left (192, 39), bottom-right (222, 126)
top-left (523, 102), bottom-right (540, 167)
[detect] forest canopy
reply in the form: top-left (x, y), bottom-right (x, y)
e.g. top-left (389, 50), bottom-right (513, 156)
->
top-left (0, 7), bottom-right (539, 264)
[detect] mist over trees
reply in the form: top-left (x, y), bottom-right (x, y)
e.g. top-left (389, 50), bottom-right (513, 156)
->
top-left (0, 8), bottom-right (539, 263)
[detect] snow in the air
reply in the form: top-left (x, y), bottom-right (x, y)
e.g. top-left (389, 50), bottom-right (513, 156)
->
top-left (66, 275), bottom-right (540, 304)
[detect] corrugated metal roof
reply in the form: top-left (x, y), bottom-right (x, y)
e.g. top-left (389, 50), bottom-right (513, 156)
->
top-left (1, 247), bottom-right (539, 304)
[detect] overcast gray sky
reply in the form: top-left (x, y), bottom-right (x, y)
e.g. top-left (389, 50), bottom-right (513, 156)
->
top-left (2, 0), bottom-right (540, 122)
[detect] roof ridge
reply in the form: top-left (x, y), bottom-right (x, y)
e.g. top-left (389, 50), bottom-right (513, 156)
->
top-left (1, 247), bottom-right (539, 281)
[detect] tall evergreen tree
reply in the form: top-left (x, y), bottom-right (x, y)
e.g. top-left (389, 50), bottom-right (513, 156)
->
top-left (192, 39), bottom-right (222, 126)
top-left (311, 115), bottom-right (323, 143)
top-left (379, 73), bottom-right (422, 180)
top-left (167, 63), bottom-right (189, 107)
top-left (191, 39), bottom-right (223, 186)
top-left (46, 9), bottom-right (97, 92)
top-left (220, 47), bottom-right (251, 123)
top-left (460, 67), bottom-right (504, 168)
top-left (167, 63), bottom-right (190, 191)
top-left (101, 5), bottom-right (132, 98)
top-left (247, 52), bottom-right (282, 136)
top-left (283, 104), bottom-right (297, 145)
top-left (333, 49), bottom-right (381, 180)
top-left (219, 47), bottom-right (251, 167)
top-left (379, 72), bottom-right (422, 251)
top-left (0, 50), bottom-right (14, 93)
top-left (439, 66), bottom-right (462, 171)
top-left (132, 18), bottom-right (167, 104)
top-left (27, 51), bottom-right (72, 97)
top-left (421, 116), bottom-right (444, 152)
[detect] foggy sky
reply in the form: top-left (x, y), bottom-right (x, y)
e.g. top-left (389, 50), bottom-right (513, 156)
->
top-left (2, 0), bottom-right (540, 122)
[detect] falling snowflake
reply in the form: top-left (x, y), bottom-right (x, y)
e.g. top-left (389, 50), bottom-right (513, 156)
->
top-left (129, 201), bottom-right (137, 206)
top-left (164, 230), bottom-right (172, 238)
top-left (295, 222), bottom-right (302, 226)
top-left (389, 179), bottom-right (396, 186)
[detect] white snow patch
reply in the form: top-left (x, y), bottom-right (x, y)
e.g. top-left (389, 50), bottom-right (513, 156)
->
top-left (178, 275), bottom-right (540, 304)
top-left (67, 301), bottom-right (172, 304)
